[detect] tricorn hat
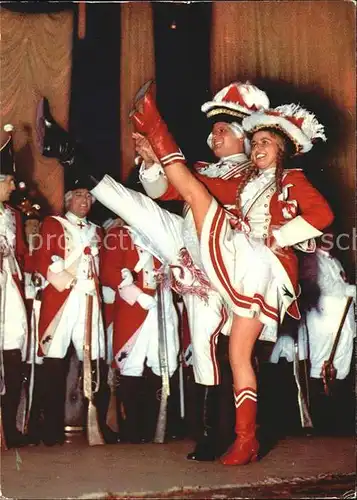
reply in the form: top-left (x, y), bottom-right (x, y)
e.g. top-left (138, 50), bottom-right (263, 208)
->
top-left (201, 82), bottom-right (270, 125)
top-left (64, 153), bottom-right (90, 194)
top-left (242, 103), bottom-right (327, 156)
top-left (22, 202), bottom-right (42, 221)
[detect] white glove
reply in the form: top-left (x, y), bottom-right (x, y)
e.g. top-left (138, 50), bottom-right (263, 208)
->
top-left (73, 278), bottom-right (96, 295)
top-left (119, 268), bottom-right (134, 288)
top-left (49, 255), bottom-right (65, 273)
top-left (137, 292), bottom-right (156, 310)
top-left (118, 283), bottom-right (142, 305)
top-left (0, 271), bottom-right (7, 287)
top-left (346, 284), bottom-right (356, 300)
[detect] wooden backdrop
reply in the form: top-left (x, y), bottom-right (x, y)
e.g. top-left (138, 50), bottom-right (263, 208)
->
top-left (119, 3), bottom-right (154, 181)
top-left (210, 0), bottom-right (355, 273)
top-left (0, 8), bottom-right (73, 214)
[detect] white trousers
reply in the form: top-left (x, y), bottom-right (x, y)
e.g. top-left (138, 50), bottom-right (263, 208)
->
top-left (300, 296), bottom-right (355, 380)
top-left (44, 290), bottom-right (105, 361)
top-left (92, 175), bottom-right (227, 385)
top-left (3, 270), bottom-right (27, 354)
top-left (117, 288), bottom-right (179, 377)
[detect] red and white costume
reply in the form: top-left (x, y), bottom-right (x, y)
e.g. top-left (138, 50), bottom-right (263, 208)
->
top-left (101, 225), bottom-right (179, 377)
top-left (35, 211), bottom-right (105, 360)
top-left (0, 204), bottom-right (28, 354)
top-left (200, 168), bottom-right (334, 338)
top-left (298, 248), bottom-right (355, 380)
top-left (90, 154), bottom-right (251, 385)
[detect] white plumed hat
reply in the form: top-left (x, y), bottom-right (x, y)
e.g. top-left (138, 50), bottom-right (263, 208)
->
top-left (201, 81), bottom-right (270, 124)
top-left (242, 103), bottom-right (327, 156)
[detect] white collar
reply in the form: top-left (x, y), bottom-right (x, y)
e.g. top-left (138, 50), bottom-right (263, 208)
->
top-left (258, 166), bottom-right (276, 178)
top-left (219, 153), bottom-right (248, 163)
top-left (65, 211), bottom-right (88, 226)
top-left (197, 153), bottom-right (250, 179)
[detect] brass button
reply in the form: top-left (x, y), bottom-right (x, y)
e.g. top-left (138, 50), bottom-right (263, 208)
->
top-left (263, 233), bottom-right (267, 238)
top-left (264, 204), bottom-right (268, 208)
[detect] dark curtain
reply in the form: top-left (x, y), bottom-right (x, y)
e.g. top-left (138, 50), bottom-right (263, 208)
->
top-left (70, 3), bottom-right (121, 179)
top-left (152, 2), bottom-right (213, 165)
top-left (125, 2), bottom-right (212, 216)
top-left (70, 3), bottom-right (122, 223)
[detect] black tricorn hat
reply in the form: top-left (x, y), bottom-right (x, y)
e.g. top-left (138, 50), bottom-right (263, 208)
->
top-left (63, 149), bottom-right (93, 193)
top-left (0, 125), bottom-right (16, 178)
top-left (22, 202), bottom-right (42, 221)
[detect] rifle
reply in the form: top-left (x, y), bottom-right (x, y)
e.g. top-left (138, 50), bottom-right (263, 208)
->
top-left (105, 365), bottom-right (119, 433)
top-left (153, 274), bottom-right (170, 444)
top-left (22, 283), bottom-right (42, 434)
top-left (82, 291), bottom-right (105, 446)
top-left (322, 296), bottom-right (353, 396)
top-left (293, 340), bottom-right (313, 429)
top-left (177, 300), bottom-right (185, 421)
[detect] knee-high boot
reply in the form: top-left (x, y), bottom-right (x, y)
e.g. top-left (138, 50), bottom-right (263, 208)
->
top-left (187, 384), bottom-right (220, 461)
top-left (117, 375), bottom-right (144, 443)
top-left (220, 387), bottom-right (259, 466)
top-left (215, 334), bottom-right (236, 458)
top-left (130, 81), bottom-right (186, 168)
top-left (42, 358), bottom-right (67, 446)
top-left (37, 98), bottom-right (99, 189)
top-left (142, 369), bottom-right (162, 442)
top-left (26, 364), bottom-right (46, 445)
top-left (1, 349), bottom-right (27, 448)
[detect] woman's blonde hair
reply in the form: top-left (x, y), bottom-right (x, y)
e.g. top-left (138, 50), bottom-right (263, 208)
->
top-left (235, 129), bottom-right (287, 218)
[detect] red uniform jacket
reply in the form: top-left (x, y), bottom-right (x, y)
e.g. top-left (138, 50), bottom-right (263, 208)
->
top-left (35, 215), bottom-right (103, 354)
top-left (101, 226), bottom-right (161, 364)
top-left (159, 169), bottom-right (334, 318)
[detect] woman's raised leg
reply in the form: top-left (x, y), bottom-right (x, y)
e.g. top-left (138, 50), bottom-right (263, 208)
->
top-left (130, 81), bottom-right (212, 235)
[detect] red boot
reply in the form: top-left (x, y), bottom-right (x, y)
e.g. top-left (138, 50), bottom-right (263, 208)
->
top-left (130, 80), bottom-right (186, 168)
top-left (220, 387), bottom-right (259, 466)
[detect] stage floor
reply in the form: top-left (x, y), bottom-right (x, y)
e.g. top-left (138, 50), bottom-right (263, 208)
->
top-left (1, 434), bottom-right (355, 499)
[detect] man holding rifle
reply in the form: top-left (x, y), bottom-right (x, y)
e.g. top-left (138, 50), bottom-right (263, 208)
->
top-left (34, 161), bottom-right (117, 445)
top-left (101, 220), bottom-right (179, 443)
top-left (297, 239), bottom-right (355, 435)
top-left (0, 126), bottom-right (29, 449)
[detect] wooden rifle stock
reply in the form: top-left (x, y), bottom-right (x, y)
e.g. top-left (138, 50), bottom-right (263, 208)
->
top-left (106, 366), bottom-right (119, 433)
top-left (322, 295), bottom-right (353, 395)
top-left (83, 293), bottom-right (104, 446)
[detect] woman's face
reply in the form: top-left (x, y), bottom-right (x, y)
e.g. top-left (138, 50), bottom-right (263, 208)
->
top-left (251, 130), bottom-right (284, 170)
top-left (211, 122), bottom-right (243, 158)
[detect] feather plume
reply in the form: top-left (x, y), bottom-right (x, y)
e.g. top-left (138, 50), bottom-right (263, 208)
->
top-left (275, 104), bottom-right (327, 142)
